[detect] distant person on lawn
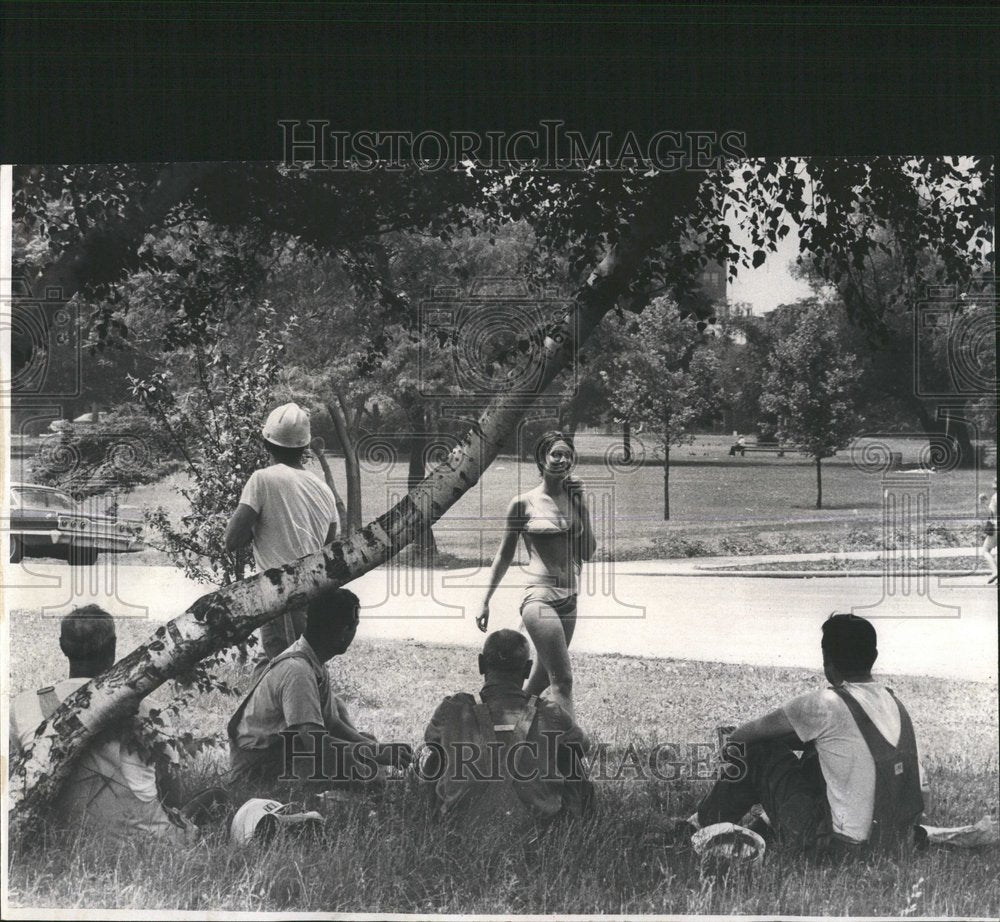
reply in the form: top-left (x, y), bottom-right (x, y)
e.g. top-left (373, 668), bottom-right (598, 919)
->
top-left (227, 586), bottom-right (411, 789)
top-left (689, 613), bottom-right (929, 857)
top-left (225, 402), bottom-right (340, 660)
top-left (419, 629), bottom-right (593, 828)
top-left (9, 606), bottom-right (209, 843)
top-left (979, 481), bottom-right (997, 584)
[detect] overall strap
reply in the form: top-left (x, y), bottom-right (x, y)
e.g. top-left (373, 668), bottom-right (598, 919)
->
top-left (226, 649), bottom-right (313, 740)
top-left (885, 689), bottom-right (918, 753)
top-left (831, 686), bottom-right (895, 754)
top-left (472, 694), bottom-right (498, 743)
top-left (512, 695), bottom-right (539, 745)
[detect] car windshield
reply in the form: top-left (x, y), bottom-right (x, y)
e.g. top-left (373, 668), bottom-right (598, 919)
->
top-left (12, 487), bottom-right (76, 511)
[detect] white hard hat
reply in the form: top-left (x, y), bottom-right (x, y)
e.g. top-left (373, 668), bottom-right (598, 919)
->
top-left (229, 798), bottom-right (324, 846)
top-left (262, 402), bottom-right (311, 448)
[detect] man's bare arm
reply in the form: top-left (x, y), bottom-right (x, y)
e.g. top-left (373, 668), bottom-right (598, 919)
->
top-left (729, 707), bottom-right (804, 748)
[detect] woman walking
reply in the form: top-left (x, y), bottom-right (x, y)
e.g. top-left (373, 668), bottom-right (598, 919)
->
top-left (477, 431), bottom-right (596, 719)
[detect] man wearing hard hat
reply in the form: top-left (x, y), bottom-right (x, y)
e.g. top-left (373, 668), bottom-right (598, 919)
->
top-left (225, 402), bottom-right (341, 660)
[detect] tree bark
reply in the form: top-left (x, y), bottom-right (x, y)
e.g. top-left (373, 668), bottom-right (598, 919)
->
top-left (405, 402), bottom-right (438, 563)
top-left (327, 397), bottom-right (363, 531)
top-left (663, 439), bottom-right (671, 521)
top-left (311, 442), bottom-right (349, 528)
top-left (9, 171), bottom-right (704, 833)
top-left (623, 418), bottom-right (632, 463)
top-left (816, 456), bottom-right (823, 509)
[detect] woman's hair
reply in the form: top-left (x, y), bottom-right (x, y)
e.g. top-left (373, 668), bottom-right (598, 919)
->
top-left (534, 429), bottom-right (576, 475)
top-left (263, 438), bottom-right (308, 467)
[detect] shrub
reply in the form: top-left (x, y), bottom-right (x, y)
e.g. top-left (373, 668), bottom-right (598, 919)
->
top-left (28, 408), bottom-right (180, 500)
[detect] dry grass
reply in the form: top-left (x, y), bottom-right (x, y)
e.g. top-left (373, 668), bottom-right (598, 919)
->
top-left (6, 609), bottom-right (999, 916)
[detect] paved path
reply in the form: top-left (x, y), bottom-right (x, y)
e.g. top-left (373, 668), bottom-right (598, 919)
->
top-left (5, 553), bottom-right (996, 684)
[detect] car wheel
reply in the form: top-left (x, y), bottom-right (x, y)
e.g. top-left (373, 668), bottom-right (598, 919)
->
top-left (68, 544), bottom-right (98, 566)
top-left (10, 536), bottom-right (23, 564)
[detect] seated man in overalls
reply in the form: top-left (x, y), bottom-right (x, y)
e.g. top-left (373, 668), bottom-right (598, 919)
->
top-left (419, 629), bottom-right (593, 828)
top-left (689, 613), bottom-right (929, 858)
top-left (227, 586), bottom-right (411, 792)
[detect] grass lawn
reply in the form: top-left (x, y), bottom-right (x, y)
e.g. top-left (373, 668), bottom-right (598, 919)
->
top-left (7, 610), bottom-right (998, 916)
top-left (101, 433), bottom-right (991, 567)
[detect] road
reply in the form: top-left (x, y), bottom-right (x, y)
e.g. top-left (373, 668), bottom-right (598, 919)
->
top-left (4, 559), bottom-right (997, 683)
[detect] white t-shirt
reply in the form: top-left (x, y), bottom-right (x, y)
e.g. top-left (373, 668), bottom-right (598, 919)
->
top-left (238, 464), bottom-right (339, 571)
top-left (10, 679), bottom-right (176, 804)
top-left (783, 681), bottom-right (927, 843)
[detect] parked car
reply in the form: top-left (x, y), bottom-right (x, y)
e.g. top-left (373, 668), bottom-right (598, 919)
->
top-left (8, 482), bottom-right (143, 565)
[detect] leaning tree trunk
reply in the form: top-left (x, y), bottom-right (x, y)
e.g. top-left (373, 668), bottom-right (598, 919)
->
top-left (8, 172), bottom-right (704, 834)
top-left (816, 456), bottom-right (823, 509)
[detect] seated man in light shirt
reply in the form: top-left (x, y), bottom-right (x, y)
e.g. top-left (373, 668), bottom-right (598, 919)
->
top-left (225, 402), bottom-right (340, 660)
top-left (9, 606), bottom-right (196, 843)
top-left (689, 613), bottom-right (929, 857)
top-left (227, 586), bottom-right (411, 790)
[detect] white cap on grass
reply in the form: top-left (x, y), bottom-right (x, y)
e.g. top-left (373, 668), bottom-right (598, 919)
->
top-left (691, 822), bottom-right (766, 868)
top-left (229, 798), bottom-right (324, 846)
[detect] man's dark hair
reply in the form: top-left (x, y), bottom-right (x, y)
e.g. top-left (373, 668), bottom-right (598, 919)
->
top-left (481, 629), bottom-right (530, 673)
top-left (60, 604), bottom-right (116, 666)
top-left (534, 430), bottom-right (576, 475)
top-left (263, 438), bottom-right (308, 467)
top-left (821, 613), bottom-right (878, 676)
top-left (305, 586), bottom-right (360, 641)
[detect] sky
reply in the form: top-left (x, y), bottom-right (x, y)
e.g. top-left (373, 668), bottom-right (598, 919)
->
top-left (727, 230), bottom-right (815, 314)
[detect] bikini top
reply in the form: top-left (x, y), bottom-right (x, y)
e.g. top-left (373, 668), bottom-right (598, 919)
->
top-left (521, 491), bottom-right (576, 536)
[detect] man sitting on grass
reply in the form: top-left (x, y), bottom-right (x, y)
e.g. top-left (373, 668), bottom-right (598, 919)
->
top-left (227, 586), bottom-right (411, 790)
top-left (419, 629), bottom-right (592, 827)
top-left (9, 605), bottom-right (203, 843)
top-left (689, 613), bottom-right (929, 858)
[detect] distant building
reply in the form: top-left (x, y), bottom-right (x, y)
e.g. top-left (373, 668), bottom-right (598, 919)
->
top-left (698, 260), bottom-right (727, 307)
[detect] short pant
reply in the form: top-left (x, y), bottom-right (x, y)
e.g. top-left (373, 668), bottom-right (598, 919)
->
top-left (520, 585), bottom-right (577, 618)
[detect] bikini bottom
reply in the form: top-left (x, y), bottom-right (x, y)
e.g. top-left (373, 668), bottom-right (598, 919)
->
top-left (520, 585), bottom-right (578, 618)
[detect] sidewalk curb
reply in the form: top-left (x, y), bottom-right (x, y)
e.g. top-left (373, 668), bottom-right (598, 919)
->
top-left (614, 568), bottom-right (986, 579)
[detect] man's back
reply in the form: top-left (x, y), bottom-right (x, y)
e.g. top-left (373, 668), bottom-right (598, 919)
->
top-left (239, 465), bottom-right (338, 570)
top-left (228, 637), bottom-right (332, 781)
top-left (783, 681), bottom-right (926, 843)
top-left (10, 680), bottom-right (183, 842)
top-left (423, 684), bottom-right (590, 823)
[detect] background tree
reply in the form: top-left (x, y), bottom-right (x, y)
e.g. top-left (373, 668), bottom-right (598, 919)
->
top-left (10, 157), bottom-right (994, 830)
top-left (759, 303), bottom-right (863, 509)
top-left (601, 298), bottom-right (719, 519)
top-left (130, 304), bottom-right (299, 587)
